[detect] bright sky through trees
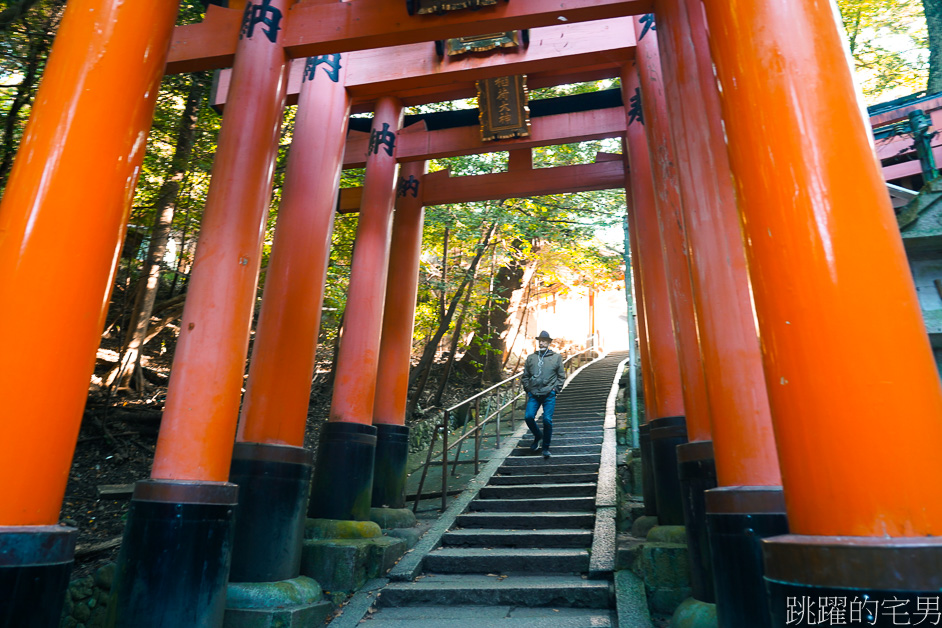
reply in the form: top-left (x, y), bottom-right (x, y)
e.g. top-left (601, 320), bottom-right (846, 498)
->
top-left (837, 0), bottom-right (930, 103)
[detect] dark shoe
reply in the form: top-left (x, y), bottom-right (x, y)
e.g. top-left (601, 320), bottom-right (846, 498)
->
top-left (543, 449), bottom-right (552, 459)
top-left (524, 416), bottom-right (542, 451)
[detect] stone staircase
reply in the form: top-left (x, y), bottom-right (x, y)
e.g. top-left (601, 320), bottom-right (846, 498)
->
top-left (355, 352), bottom-right (629, 627)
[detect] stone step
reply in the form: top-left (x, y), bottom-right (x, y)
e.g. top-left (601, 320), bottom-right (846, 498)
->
top-left (479, 482), bottom-right (597, 499)
top-left (470, 496), bottom-right (596, 513)
top-left (513, 441), bottom-right (601, 451)
top-left (554, 404), bottom-right (611, 415)
top-left (554, 404), bottom-right (608, 409)
top-left (443, 528), bottom-right (593, 548)
top-left (511, 444), bottom-right (600, 456)
top-left (496, 463), bottom-right (600, 476)
top-left (456, 512), bottom-right (596, 529)
top-left (361, 605), bottom-right (615, 628)
top-left (542, 425), bottom-right (604, 433)
top-left (553, 416), bottom-right (606, 420)
top-left (488, 472), bottom-right (598, 485)
top-left (424, 547), bottom-right (590, 574)
top-left (377, 574), bottom-right (612, 608)
top-left (503, 454), bottom-right (600, 466)
top-left (524, 435), bottom-right (603, 443)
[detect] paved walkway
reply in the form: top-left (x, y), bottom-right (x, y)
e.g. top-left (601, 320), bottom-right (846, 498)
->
top-left (330, 351), bottom-right (630, 628)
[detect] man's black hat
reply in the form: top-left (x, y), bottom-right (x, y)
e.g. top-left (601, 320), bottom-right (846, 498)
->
top-left (536, 330), bottom-right (553, 341)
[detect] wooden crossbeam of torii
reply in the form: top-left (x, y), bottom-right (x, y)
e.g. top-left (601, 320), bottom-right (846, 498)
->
top-left (166, 0), bottom-right (650, 73)
top-left (337, 155), bottom-right (626, 212)
top-left (341, 106), bottom-right (627, 168)
top-left (210, 18), bottom-right (636, 109)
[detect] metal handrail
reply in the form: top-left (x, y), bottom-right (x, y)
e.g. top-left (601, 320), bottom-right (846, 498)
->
top-left (445, 370), bottom-right (524, 412)
top-left (410, 343), bottom-right (599, 512)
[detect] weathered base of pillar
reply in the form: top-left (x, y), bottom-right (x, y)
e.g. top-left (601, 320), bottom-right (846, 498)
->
top-left (706, 486), bottom-right (787, 628)
top-left (670, 597), bottom-right (718, 628)
top-left (677, 440), bottom-right (717, 604)
top-left (639, 422), bottom-right (657, 517)
top-left (650, 415), bottom-right (687, 525)
top-left (305, 518), bottom-right (382, 540)
top-left (764, 534), bottom-right (942, 628)
top-left (308, 422), bottom-right (377, 521)
top-left (224, 575), bottom-right (331, 628)
top-left (369, 507), bottom-right (418, 529)
top-left (300, 534), bottom-right (406, 594)
top-left (638, 525), bottom-right (690, 615)
top-left (0, 524), bottom-right (76, 628)
top-left (632, 515), bottom-right (660, 538)
top-left (108, 480), bottom-right (238, 628)
top-left (371, 423), bottom-right (410, 509)
top-left (229, 442), bottom-right (314, 583)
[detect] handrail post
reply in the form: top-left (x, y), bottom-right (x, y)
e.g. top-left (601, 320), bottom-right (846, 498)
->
top-left (510, 393), bottom-right (516, 431)
top-left (451, 407), bottom-right (467, 477)
top-left (495, 389), bottom-right (502, 449)
top-left (473, 398), bottom-right (481, 475)
top-left (441, 409), bottom-right (449, 512)
top-left (412, 414), bottom-right (441, 513)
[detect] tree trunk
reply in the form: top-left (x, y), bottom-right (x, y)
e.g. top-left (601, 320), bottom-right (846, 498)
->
top-left (0, 0), bottom-right (41, 30)
top-left (106, 74), bottom-right (207, 390)
top-left (458, 242), bottom-right (529, 382)
top-left (502, 271), bottom-right (535, 368)
top-left (926, 0), bottom-right (942, 93)
top-left (405, 223), bottom-right (496, 416)
top-left (431, 269), bottom-right (476, 407)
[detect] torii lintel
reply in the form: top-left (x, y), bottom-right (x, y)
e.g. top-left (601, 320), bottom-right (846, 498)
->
top-left (167, 0), bottom-right (650, 74)
top-left (210, 18), bottom-right (636, 109)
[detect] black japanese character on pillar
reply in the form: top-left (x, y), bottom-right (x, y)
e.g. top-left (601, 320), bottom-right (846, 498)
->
top-left (368, 123), bottom-right (397, 157)
top-left (304, 54), bottom-right (343, 83)
top-left (240, 0), bottom-right (283, 43)
top-left (628, 87), bottom-right (644, 126)
top-left (397, 175), bottom-right (420, 198)
top-left (638, 13), bottom-right (656, 40)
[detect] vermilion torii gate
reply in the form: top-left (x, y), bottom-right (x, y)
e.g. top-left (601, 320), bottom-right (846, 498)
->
top-left (1, 1), bottom-right (941, 627)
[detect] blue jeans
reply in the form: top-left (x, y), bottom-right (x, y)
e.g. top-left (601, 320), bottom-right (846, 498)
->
top-left (524, 390), bottom-right (556, 449)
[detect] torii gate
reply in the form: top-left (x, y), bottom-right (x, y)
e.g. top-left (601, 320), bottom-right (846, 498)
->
top-left (1, 2), bottom-right (941, 628)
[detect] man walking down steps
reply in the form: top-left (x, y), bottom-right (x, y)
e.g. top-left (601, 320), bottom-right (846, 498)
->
top-left (522, 331), bottom-right (566, 459)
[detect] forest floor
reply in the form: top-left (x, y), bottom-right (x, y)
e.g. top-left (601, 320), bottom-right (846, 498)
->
top-left (63, 329), bottom-right (491, 580)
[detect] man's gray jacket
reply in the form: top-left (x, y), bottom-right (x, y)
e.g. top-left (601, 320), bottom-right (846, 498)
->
top-left (521, 349), bottom-right (566, 396)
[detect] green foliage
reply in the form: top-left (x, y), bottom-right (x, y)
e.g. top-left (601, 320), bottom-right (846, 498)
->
top-left (530, 79), bottom-right (619, 100)
top-left (0, 0), bottom-right (65, 187)
top-left (406, 139), bottom-right (625, 367)
top-left (837, 0), bottom-right (929, 101)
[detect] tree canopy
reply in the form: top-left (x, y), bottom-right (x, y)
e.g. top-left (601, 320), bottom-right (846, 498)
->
top-left (837, 0), bottom-right (931, 102)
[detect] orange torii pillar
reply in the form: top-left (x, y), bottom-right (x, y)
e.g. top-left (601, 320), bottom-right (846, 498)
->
top-left (702, 0), bottom-right (942, 620)
top-left (226, 52), bottom-right (351, 585)
top-left (652, 0), bottom-right (786, 622)
top-left (109, 1), bottom-right (291, 624)
top-left (371, 160), bottom-right (427, 516)
top-left (622, 71), bottom-right (687, 524)
top-left (0, 1), bottom-right (178, 624)
top-left (629, 25), bottom-right (715, 530)
top-left (309, 97), bottom-right (404, 522)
